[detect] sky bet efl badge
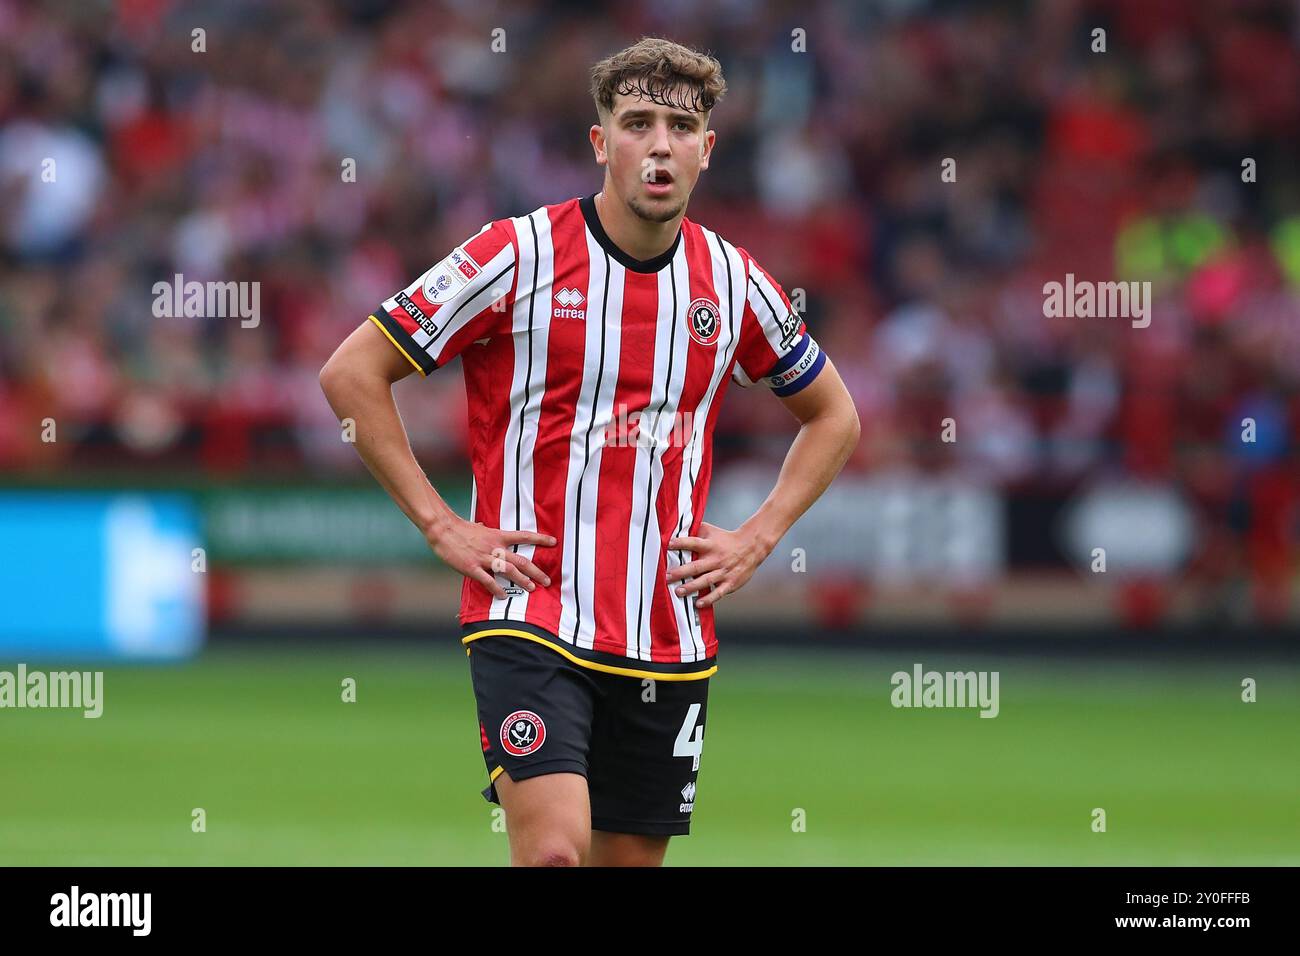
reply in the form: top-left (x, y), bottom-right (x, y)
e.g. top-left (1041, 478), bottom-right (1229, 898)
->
top-left (686, 297), bottom-right (721, 346)
top-left (422, 247), bottom-right (481, 304)
top-left (500, 710), bottom-right (546, 756)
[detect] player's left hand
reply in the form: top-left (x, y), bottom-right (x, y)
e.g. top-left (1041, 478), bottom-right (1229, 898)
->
top-left (666, 522), bottom-right (771, 609)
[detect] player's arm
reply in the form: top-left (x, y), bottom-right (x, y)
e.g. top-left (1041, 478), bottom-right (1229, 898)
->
top-left (668, 248), bottom-right (858, 609)
top-left (667, 358), bottom-right (859, 608)
top-left (739, 357), bottom-right (860, 550)
top-left (319, 318), bottom-right (554, 599)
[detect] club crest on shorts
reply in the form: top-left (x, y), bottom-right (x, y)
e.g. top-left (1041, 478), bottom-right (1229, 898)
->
top-left (500, 710), bottom-right (546, 756)
top-left (686, 297), bottom-right (721, 347)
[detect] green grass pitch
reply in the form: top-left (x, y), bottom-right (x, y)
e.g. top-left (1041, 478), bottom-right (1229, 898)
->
top-left (2, 642), bottom-right (1297, 865)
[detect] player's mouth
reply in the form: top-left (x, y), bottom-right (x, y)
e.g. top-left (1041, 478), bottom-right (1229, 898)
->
top-left (645, 169), bottom-right (674, 196)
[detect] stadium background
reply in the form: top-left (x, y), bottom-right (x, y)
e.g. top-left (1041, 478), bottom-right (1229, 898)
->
top-left (1, 0), bottom-right (1297, 865)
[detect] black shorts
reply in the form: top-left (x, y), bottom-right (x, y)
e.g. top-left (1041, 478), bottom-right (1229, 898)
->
top-left (465, 628), bottom-right (709, 836)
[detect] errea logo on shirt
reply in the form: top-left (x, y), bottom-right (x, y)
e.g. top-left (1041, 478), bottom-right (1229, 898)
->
top-left (553, 287), bottom-right (586, 319)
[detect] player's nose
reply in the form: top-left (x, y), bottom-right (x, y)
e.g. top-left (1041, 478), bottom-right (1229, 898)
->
top-left (649, 121), bottom-right (672, 154)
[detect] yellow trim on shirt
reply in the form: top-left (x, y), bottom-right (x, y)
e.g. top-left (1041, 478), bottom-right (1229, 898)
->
top-left (462, 627), bottom-right (716, 681)
top-left (367, 313), bottom-right (427, 377)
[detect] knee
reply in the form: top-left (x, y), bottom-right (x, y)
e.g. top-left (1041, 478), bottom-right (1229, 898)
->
top-left (517, 844), bottom-right (583, 867)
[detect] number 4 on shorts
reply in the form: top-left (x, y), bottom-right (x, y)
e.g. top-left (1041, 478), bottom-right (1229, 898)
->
top-left (674, 702), bottom-right (704, 771)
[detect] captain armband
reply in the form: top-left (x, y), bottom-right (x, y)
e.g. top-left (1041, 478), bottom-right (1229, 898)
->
top-left (765, 334), bottom-right (827, 397)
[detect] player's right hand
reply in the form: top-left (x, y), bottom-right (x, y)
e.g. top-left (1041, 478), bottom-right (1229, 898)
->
top-left (424, 515), bottom-right (556, 599)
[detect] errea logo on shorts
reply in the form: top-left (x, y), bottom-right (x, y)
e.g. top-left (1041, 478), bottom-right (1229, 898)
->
top-left (679, 781), bottom-right (696, 813)
top-left (554, 287), bottom-right (585, 319)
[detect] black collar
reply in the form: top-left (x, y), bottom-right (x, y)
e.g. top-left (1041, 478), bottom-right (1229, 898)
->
top-left (579, 192), bottom-right (682, 273)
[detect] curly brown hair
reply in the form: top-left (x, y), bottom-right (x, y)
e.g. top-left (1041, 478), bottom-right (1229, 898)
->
top-left (590, 37), bottom-right (727, 121)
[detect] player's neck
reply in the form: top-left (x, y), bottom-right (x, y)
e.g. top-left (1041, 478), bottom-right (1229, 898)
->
top-left (593, 189), bottom-right (683, 263)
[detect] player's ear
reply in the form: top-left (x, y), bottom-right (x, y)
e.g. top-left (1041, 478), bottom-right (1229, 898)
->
top-left (699, 128), bottom-right (716, 171)
top-left (590, 123), bottom-right (608, 166)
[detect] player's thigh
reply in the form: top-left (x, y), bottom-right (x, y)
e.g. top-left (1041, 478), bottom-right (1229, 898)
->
top-left (493, 769), bottom-right (592, 866)
top-left (587, 672), bottom-right (709, 839)
top-left (467, 635), bottom-right (600, 864)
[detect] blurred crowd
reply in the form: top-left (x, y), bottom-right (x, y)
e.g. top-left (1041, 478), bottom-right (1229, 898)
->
top-left (0, 0), bottom-right (1296, 613)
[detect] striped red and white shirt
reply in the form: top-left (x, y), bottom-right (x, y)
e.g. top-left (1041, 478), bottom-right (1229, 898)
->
top-left (369, 194), bottom-right (827, 679)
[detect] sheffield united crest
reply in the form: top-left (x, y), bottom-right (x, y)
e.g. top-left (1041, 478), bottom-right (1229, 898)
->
top-left (499, 710), bottom-right (546, 756)
top-left (686, 297), bottom-right (721, 347)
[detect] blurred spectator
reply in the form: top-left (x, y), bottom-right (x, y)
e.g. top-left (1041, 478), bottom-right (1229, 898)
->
top-left (0, 0), bottom-right (1295, 623)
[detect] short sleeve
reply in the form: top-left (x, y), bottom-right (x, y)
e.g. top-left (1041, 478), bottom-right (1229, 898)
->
top-left (368, 219), bottom-right (518, 375)
top-left (730, 248), bottom-right (828, 397)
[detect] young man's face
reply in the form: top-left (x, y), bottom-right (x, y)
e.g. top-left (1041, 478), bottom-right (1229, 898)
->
top-left (591, 85), bottom-right (716, 223)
